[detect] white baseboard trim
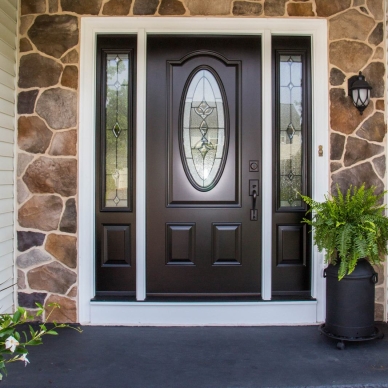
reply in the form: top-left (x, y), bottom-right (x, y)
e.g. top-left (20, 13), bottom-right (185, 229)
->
top-left (86, 301), bottom-right (319, 326)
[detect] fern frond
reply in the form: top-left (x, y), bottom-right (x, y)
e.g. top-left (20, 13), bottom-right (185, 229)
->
top-left (300, 184), bottom-right (388, 279)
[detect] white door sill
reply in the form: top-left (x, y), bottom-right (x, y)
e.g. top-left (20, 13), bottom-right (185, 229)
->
top-left (86, 300), bottom-right (319, 326)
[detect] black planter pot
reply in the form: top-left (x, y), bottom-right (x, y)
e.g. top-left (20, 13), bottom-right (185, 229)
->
top-left (324, 259), bottom-right (377, 338)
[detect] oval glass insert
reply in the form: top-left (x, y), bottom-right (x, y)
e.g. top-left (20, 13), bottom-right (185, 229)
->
top-left (181, 68), bottom-right (227, 191)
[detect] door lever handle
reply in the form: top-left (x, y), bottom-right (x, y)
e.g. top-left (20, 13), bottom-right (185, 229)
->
top-left (249, 179), bottom-right (259, 221)
top-left (252, 190), bottom-right (257, 210)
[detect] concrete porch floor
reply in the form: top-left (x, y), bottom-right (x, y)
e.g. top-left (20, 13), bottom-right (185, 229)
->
top-left (2, 324), bottom-right (388, 388)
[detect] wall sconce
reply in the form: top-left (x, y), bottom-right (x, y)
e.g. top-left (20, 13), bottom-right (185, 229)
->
top-left (348, 71), bottom-right (372, 115)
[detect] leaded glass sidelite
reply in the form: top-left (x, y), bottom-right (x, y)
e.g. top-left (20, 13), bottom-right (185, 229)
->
top-left (105, 54), bottom-right (129, 207)
top-left (279, 55), bottom-right (303, 207)
top-left (181, 69), bottom-right (226, 190)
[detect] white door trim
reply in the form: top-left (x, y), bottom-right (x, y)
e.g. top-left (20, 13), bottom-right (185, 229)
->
top-left (79, 17), bottom-right (329, 325)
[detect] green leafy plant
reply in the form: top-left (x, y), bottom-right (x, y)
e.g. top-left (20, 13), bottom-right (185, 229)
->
top-left (300, 184), bottom-right (388, 280)
top-left (0, 302), bottom-right (82, 380)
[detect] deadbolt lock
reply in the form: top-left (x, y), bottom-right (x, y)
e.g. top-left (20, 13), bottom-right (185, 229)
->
top-left (249, 160), bottom-right (259, 172)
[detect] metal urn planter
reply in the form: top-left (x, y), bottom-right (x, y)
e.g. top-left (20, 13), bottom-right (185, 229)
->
top-left (319, 259), bottom-right (383, 349)
top-left (300, 185), bottom-right (388, 350)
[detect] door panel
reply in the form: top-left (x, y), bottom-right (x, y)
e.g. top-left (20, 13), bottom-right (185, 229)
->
top-left (146, 36), bottom-right (262, 297)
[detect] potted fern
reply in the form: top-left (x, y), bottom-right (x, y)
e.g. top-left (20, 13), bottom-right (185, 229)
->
top-left (300, 184), bottom-right (388, 343)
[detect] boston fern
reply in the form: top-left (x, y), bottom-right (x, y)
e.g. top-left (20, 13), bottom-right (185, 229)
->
top-left (300, 184), bottom-right (388, 280)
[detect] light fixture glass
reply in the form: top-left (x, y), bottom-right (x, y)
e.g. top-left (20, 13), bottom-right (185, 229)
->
top-left (348, 71), bottom-right (372, 115)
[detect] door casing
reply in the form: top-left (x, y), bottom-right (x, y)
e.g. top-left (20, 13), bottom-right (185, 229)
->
top-left (79, 17), bottom-right (329, 325)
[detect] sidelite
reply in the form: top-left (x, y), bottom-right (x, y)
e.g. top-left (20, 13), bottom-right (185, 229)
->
top-left (180, 67), bottom-right (228, 191)
top-left (272, 36), bottom-right (312, 296)
top-left (95, 35), bottom-right (137, 297)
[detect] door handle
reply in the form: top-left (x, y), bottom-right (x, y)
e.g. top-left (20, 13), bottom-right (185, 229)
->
top-left (251, 190), bottom-right (257, 210)
top-left (249, 180), bottom-right (259, 221)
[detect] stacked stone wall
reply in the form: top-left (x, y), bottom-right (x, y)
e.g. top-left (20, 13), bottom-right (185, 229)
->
top-left (17, 0), bottom-right (386, 322)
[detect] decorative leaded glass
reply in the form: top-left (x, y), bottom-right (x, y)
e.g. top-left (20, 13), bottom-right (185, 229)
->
top-left (279, 55), bottom-right (303, 207)
top-left (105, 54), bottom-right (129, 207)
top-left (181, 69), bottom-right (226, 190)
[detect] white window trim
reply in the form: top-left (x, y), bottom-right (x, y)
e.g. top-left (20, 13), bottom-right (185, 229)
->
top-left (79, 17), bottom-right (329, 325)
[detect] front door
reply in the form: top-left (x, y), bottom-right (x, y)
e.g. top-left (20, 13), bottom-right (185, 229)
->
top-left (146, 36), bottom-right (262, 297)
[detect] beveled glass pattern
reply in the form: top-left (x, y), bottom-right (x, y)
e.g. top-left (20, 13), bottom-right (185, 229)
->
top-left (182, 69), bottom-right (226, 190)
top-left (279, 55), bottom-right (303, 207)
top-left (105, 54), bottom-right (129, 207)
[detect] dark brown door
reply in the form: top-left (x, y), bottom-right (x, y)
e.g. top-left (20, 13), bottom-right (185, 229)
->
top-left (146, 36), bottom-right (262, 297)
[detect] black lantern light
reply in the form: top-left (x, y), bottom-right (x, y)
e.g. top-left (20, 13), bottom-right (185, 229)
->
top-left (348, 71), bottom-right (372, 115)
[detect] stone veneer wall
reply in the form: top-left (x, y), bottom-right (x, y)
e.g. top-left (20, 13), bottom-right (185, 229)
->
top-left (16, 0), bottom-right (386, 322)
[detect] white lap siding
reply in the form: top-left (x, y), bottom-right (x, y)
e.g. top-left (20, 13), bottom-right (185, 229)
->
top-left (0, 0), bottom-right (17, 313)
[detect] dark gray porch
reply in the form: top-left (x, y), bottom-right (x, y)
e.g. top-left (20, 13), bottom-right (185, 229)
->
top-left (2, 324), bottom-right (388, 388)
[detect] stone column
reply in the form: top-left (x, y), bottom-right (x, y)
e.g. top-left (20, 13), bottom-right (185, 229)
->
top-left (17, 3), bottom-right (79, 322)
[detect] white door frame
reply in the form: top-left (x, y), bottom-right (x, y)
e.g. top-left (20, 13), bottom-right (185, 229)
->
top-left (79, 17), bottom-right (329, 325)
